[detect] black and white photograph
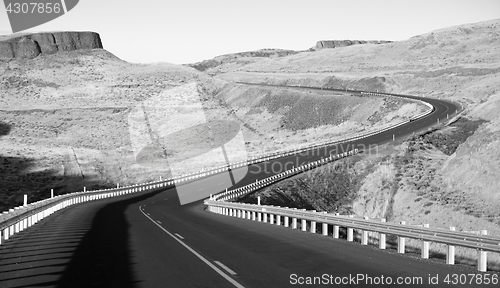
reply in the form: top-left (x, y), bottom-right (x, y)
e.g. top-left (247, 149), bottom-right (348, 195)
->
top-left (1, 0), bottom-right (500, 287)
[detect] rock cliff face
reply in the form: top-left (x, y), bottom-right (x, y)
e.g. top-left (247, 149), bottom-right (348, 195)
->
top-left (314, 40), bottom-right (392, 50)
top-left (0, 31), bottom-right (103, 59)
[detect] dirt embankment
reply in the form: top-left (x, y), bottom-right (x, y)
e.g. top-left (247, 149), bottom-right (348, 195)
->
top-left (215, 83), bottom-right (425, 155)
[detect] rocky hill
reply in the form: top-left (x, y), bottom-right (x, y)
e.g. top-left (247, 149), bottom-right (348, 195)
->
top-left (313, 39), bottom-right (392, 50)
top-left (0, 31), bottom-right (102, 59)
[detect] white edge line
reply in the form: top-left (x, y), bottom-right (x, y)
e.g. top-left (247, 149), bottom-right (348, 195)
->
top-left (139, 207), bottom-right (245, 288)
top-left (214, 261), bottom-right (237, 276)
top-left (174, 233), bottom-right (184, 239)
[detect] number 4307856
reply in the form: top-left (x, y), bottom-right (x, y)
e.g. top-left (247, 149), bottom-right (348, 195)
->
top-left (6, 2), bottom-right (61, 14)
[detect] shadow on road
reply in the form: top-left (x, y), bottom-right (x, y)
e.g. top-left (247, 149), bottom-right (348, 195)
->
top-left (56, 189), bottom-right (164, 288)
top-left (0, 188), bottom-right (164, 288)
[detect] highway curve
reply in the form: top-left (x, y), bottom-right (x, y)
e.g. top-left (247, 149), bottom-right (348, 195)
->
top-left (3, 86), bottom-right (491, 288)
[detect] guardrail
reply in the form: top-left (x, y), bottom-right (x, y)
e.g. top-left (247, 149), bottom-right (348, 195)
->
top-left (0, 180), bottom-right (173, 244)
top-left (213, 149), bottom-right (359, 201)
top-left (205, 88), bottom-right (495, 272)
top-left (204, 200), bottom-right (500, 272)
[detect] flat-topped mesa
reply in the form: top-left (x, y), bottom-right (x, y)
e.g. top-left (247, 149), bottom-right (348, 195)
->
top-left (0, 31), bottom-right (103, 59)
top-left (313, 40), bottom-right (392, 50)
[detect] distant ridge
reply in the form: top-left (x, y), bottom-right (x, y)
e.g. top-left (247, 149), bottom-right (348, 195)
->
top-left (187, 48), bottom-right (300, 72)
top-left (313, 40), bottom-right (393, 50)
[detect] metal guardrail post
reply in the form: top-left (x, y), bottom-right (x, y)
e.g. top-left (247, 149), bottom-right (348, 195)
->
top-left (447, 227), bottom-right (455, 265)
top-left (478, 230), bottom-right (488, 272)
top-left (284, 216), bottom-right (289, 227)
top-left (301, 219), bottom-right (307, 232)
top-left (379, 219), bottom-right (386, 249)
top-left (361, 230), bottom-right (368, 245)
top-left (347, 227), bottom-right (354, 242)
top-left (322, 223), bottom-right (328, 236)
top-left (292, 218), bottom-right (297, 229)
top-left (421, 224), bottom-right (430, 259)
top-left (398, 221), bottom-right (406, 254)
top-left (333, 225), bottom-right (339, 239)
top-left (310, 220), bottom-right (316, 234)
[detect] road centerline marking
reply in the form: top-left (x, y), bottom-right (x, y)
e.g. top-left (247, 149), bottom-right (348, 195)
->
top-left (139, 207), bottom-right (245, 288)
top-left (214, 261), bottom-right (237, 276)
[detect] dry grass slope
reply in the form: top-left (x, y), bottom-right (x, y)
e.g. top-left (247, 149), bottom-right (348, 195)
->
top-left (0, 46), bottom-right (420, 211)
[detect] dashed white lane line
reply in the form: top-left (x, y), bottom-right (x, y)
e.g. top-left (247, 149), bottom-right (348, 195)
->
top-left (139, 207), bottom-right (245, 288)
top-left (147, 213), bottom-right (150, 216)
top-left (214, 261), bottom-right (237, 276)
top-left (157, 220), bottom-right (162, 224)
top-left (174, 233), bottom-right (184, 239)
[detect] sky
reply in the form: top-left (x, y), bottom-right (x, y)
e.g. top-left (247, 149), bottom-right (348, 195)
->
top-left (1, 0), bottom-right (500, 64)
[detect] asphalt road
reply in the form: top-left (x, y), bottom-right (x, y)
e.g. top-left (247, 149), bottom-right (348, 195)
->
top-left (3, 87), bottom-right (491, 288)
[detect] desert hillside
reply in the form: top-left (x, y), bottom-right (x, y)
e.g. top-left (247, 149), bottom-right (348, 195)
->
top-left (219, 19), bottom-right (500, 242)
top-left (0, 48), bottom-right (228, 209)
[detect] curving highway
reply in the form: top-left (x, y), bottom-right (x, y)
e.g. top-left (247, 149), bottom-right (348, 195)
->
top-left (2, 85), bottom-right (486, 288)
